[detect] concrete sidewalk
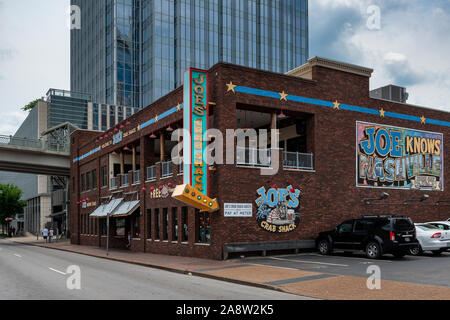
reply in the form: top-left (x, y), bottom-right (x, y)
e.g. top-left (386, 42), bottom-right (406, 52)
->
top-left (8, 236), bottom-right (450, 300)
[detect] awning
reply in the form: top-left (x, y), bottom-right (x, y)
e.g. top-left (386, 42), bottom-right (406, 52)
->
top-left (90, 198), bottom-right (124, 218)
top-left (112, 200), bottom-right (140, 217)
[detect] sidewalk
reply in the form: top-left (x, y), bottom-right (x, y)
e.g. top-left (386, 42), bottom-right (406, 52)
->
top-left (8, 235), bottom-right (450, 300)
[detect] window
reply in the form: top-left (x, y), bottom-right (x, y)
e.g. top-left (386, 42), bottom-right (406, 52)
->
top-left (196, 211), bottom-right (211, 244)
top-left (92, 169), bottom-right (97, 189)
top-left (116, 218), bottom-right (126, 236)
top-left (338, 221), bottom-right (353, 233)
top-left (72, 177), bottom-right (75, 193)
top-left (181, 207), bottom-right (188, 242)
top-left (155, 209), bottom-right (160, 240)
top-left (101, 166), bottom-right (108, 187)
top-left (163, 208), bottom-right (168, 240)
top-left (133, 216), bottom-right (140, 238)
top-left (172, 208), bottom-right (178, 242)
top-left (147, 209), bottom-right (152, 239)
top-left (86, 172), bottom-right (91, 191)
top-left (81, 173), bottom-right (85, 192)
top-left (102, 219), bottom-right (107, 236)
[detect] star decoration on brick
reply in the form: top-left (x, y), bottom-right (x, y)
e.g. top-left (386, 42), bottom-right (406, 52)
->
top-left (421, 116), bottom-right (426, 124)
top-left (333, 100), bottom-right (341, 110)
top-left (279, 91), bottom-right (288, 101)
top-left (155, 114), bottom-right (159, 122)
top-left (176, 103), bottom-right (182, 111)
top-left (226, 82), bottom-right (237, 93)
top-left (379, 108), bottom-right (385, 118)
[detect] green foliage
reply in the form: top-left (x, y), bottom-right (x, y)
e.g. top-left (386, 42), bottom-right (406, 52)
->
top-left (21, 98), bottom-right (40, 112)
top-left (0, 184), bottom-right (26, 225)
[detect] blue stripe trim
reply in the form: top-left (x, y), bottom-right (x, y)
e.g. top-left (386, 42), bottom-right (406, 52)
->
top-left (74, 104), bottom-right (184, 163)
top-left (233, 86), bottom-right (450, 128)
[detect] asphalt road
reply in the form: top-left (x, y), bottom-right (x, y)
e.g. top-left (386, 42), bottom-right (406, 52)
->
top-left (0, 239), bottom-right (308, 300)
top-left (234, 250), bottom-right (450, 288)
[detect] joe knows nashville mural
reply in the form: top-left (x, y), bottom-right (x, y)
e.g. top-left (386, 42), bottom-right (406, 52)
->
top-left (356, 121), bottom-right (444, 191)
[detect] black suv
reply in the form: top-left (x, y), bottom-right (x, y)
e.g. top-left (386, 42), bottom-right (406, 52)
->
top-left (316, 215), bottom-right (419, 259)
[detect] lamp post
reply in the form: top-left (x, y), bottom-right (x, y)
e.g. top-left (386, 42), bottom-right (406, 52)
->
top-left (362, 192), bottom-right (390, 205)
top-left (403, 194), bottom-right (429, 205)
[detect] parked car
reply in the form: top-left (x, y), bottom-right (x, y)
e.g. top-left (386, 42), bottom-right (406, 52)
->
top-left (410, 223), bottom-right (450, 256)
top-left (316, 215), bottom-right (418, 259)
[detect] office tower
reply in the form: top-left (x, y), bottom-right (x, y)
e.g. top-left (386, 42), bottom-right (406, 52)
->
top-left (71, 0), bottom-right (309, 109)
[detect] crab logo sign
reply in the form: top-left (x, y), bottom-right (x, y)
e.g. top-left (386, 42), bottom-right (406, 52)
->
top-left (255, 185), bottom-right (301, 233)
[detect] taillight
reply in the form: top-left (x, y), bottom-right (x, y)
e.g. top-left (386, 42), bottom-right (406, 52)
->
top-left (431, 233), bottom-right (442, 239)
top-left (390, 231), bottom-right (396, 241)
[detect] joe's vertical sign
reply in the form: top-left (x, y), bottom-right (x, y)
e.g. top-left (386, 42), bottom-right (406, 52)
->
top-left (183, 69), bottom-right (209, 196)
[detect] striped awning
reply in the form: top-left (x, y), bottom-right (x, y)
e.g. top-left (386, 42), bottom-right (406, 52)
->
top-left (90, 198), bottom-right (124, 218)
top-left (112, 200), bottom-right (140, 217)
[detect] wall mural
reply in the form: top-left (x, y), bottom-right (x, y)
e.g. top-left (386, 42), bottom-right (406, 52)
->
top-left (255, 185), bottom-right (301, 233)
top-left (357, 121), bottom-right (444, 191)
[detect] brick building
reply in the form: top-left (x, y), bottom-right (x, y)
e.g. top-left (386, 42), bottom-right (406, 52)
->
top-left (70, 58), bottom-right (450, 260)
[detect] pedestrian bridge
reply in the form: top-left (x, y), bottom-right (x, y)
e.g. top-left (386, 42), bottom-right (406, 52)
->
top-left (0, 135), bottom-right (70, 176)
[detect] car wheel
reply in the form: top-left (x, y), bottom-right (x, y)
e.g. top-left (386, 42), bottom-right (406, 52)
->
top-left (318, 239), bottom-right (331, 255)
top-left (409, 245), bottom-right (423, 256)
top-left (366, 241), bottom-right (382, 259)
top-left (393, 251), bottom-right (406, 258)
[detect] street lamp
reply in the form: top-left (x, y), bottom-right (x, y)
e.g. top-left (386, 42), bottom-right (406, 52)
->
top-left (403, 194), bottom-right (429, 205)
top-left (362, 192), bottom-right (390, 205)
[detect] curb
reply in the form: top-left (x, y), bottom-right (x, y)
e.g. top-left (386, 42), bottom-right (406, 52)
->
top-left (10, 239), bottom-right (302, 298)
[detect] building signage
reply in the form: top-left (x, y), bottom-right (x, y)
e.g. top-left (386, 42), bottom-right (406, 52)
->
top-left (183, 69), bottom-right (209, 196)
top-left (224, 203), bottom-right (253, 217)
top-left (255, 185), bottom-right (301, 233)
top-left (113, 131), bottom-right (123, 145)
top-left (357, 121), bottom-right (444, 191)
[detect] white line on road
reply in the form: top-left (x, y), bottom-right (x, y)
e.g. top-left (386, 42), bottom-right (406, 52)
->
top-left (13, 253), bottom-right (22, 258)
top-left (301, 253), bottom-right (393, 263)
top-left (247, 263), bottom-right (300, 271)
top-left (268, 257), bottom-right (349, 267)
top-left (48, 267), bottom-right (66, 275)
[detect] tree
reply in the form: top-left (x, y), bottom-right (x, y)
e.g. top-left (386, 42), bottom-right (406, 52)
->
top-left (21, 98), bottom-right (41, 112)
top-left (0, 184), bottom-right (26, 232)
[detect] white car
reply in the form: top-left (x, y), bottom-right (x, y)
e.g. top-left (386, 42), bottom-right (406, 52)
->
top-left (426, 221), bottom-right (450, 251)
top-left (410, 223), bottom-right (450, 256)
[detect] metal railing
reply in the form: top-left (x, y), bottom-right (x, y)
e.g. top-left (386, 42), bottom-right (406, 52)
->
top-left (161, 161), bottom-right (173, 177)
top-left (0, 135), bottom-right (69, 153)
top-left (133, 170), bottom-right (140, 184)
top-left (236, 147), bottom-right (272, 167)
top-left (146, 165), bottom-right (156, 181)
top-left (283, 151), bottom-right (314, 170)
top-left (120, 173), bottom-right (129, 187)
top-left (110, 177), bottom-right (118, 189)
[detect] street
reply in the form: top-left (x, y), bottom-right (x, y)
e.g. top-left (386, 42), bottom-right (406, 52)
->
top-left (0, 239), bottom-right (307, 300)
top-left (233, 250), bottom-right (450, 288)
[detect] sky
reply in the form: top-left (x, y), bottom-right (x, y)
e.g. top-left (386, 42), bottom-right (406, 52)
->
top-left (0, 0), bottom-right (449, 135)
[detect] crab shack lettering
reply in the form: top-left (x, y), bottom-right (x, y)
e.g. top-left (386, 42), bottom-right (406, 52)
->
top-left (255, 185), bottom-right (301, 233)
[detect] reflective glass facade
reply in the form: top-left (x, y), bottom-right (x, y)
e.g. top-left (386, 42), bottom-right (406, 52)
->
top-left (71, 0), bottom-right (309, 108)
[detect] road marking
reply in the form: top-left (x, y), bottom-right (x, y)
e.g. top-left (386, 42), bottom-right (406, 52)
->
top-left (302, 253), bottom-right (393, 263)
top-left (48, 267), bottom-right (66, 275)
top-left (268, 257), bottom-right (349, 267)
top-left (13, 253), bottom-right (22, 258)
top-left (247, 263), bottom-right (300, 271)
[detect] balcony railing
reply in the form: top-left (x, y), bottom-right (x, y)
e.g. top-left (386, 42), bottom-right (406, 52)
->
top-left (110, 177), bottom-right (118, 189)
top-left (133, 170), bottom-right (140, 184)
top-left (120, 173), bottom-right (129, 187)
top-left (236, 147), bottom-right (272, 167)
top-left (146, 165), bottom-right (156, 181)
top-left (283, 151), bottom-right (314, 170)
top-left (161, 161), bottom-right (173, 177)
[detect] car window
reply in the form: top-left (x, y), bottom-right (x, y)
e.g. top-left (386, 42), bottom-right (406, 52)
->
top-left (431, 224), bottom-right (446, 230)
top-left (338, 221), bottom-right (353, 233)
top-left (354, 221), bottom-right (366, 232)
top-left (392, 218), bottom-right (414, 231)
top-left (417, 224), bottom-right (439, 230)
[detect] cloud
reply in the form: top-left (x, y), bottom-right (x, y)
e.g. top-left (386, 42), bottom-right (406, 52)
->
top-left (310, 0), bottom-right (450, 112)
top-left (0, 111), bottom-right (27, 136)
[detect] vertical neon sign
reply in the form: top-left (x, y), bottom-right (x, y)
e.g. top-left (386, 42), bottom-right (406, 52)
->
top-left (183, 69), bottom-right (209, 196)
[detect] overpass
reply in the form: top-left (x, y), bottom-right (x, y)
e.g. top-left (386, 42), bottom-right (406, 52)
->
top-left (0, 134), bottom-right (70, 176)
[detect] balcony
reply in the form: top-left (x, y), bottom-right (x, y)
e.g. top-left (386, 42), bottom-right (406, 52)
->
top-left (110, 177), bottom-right (118, 190)
top-left (283, 151), bottom-right (314, 170)
top-left (236, 147), bottom-right (272, 167)
top-left (146, 165), bottom-right (156, 181)
top-left (161, 161), bottom-right (173, 178)
top-left (120, 173), bottom-right (129, 187)
top-left (132, 170), bottom-right (140, 184)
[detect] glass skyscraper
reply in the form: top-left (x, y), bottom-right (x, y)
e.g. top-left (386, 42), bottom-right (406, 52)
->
top-left (71, 0), bottom-right (308, 109)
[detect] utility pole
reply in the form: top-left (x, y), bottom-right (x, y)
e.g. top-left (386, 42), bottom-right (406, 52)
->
top-left (106, 212), bottom-right (110, 256)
